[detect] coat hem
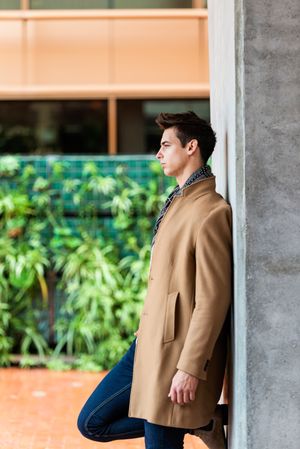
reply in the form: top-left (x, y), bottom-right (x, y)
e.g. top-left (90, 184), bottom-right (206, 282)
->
top-left (128, 410), bottom-right (213, 430)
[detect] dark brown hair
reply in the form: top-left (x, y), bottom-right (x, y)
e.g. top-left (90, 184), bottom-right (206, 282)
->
top-left (155, 111), bottom-right (216, 163)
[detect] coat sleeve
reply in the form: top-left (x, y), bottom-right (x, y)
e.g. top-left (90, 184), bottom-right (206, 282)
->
top-left (176, 203), bottom-right (232, 381)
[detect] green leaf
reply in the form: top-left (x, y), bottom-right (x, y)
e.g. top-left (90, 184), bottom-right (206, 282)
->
top-left (9, 269), bottom-right (35, 289)
top-left (32, 177), bottom-right (50, 192)
top-left (0, 156), bottom-right (20, 177)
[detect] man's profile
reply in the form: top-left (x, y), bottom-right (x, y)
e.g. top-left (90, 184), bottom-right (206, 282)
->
top-left (78, 111), bottom-right (232, 449)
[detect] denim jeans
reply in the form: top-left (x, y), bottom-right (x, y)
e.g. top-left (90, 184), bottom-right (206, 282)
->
top-left (77, 338), bottom-right (189, 449)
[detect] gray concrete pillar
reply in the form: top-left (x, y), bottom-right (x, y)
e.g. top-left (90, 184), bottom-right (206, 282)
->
top-left (208, 1), bottom-right (300, 448)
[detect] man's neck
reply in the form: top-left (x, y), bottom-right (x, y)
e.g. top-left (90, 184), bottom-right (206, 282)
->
top-left (176, 164), bottom-right (205, 188)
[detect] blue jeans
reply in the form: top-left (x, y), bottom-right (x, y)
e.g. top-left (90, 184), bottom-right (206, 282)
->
top-left (77, 338), bottom-right (189, 449)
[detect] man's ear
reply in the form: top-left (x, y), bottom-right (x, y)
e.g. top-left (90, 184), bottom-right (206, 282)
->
top-left (187, 139), bottom-right (199, 155)
top-left (187, 139), bottom-right (204, 165)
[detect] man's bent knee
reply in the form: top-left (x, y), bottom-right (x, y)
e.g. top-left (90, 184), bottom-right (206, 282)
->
top-left (77, 409), bottom-right (109, 442)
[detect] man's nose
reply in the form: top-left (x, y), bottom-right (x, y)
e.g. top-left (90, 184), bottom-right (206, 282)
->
top-left (156, 148), bottom-right (163, 160)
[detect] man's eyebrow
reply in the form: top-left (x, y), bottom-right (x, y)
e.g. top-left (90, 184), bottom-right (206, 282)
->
top-left (161, 140), bottom-right (171, 145)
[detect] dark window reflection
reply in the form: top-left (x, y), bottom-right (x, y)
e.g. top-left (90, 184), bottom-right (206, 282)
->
top-left (117, 99), bottom-right (210, 155)
top-left (29, 1), bottom-right (192, 10)
top-left (0, 100), bottom-right (108, 155)
top-left (0, 0), bottom-right (20, 9)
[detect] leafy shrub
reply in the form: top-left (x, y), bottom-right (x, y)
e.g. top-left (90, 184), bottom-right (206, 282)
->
top-left (0, 155), bottom-right (175, 369)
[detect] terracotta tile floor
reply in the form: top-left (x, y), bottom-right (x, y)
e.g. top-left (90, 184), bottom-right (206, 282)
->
top-left (0, 368), bottom-right (207, 449)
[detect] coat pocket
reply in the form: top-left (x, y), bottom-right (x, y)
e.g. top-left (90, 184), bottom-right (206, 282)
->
top-left (163, 291), bottom-right (179, 343)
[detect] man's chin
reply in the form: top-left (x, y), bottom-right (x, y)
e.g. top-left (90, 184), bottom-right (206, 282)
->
top-left (162, 166), bottom-right (173, 176)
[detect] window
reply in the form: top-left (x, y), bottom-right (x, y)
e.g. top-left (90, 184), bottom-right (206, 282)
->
top-left (29, 1), bottom-right (193, 9)
top-left (0, 0), bottom-right (207, 10)
top-left (0, 98), bottom-right (209, 155)
top-left (0, 0), bottom-right (20, 9)
top-left (117, 99), bottom-right (210, 154)
top-left (0, 100), bottom-right (108, 155)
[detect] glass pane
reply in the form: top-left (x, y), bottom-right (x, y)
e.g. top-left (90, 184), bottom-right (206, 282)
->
top-left (0, 100), bottom-right (108, 155)
top-left (30, 0), bottom-right (191, 9)
top-left (117, 99), bottom-right (210, 154)
top-left (113, 1), bottom-right (192, 8)
top-left (117, 100), bottom-right (145, 155)
top-left (30, 0), bottom-right (109, 9)
top-left (0, 0), bottom-right (20, 9)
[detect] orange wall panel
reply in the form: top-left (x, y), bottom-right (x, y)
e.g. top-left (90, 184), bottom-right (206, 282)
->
top-left (113, 18), bottom-right (208, 84)
top-left (0, 21), bottom-right (23, 85)
top-left (0, 12), bottom-right (209, 96)
top-left (26, 20), bottom-right (110, 85)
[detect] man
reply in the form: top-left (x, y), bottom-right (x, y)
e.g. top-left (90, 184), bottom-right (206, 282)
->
top-left (78, 111), bottom-right (232, 449)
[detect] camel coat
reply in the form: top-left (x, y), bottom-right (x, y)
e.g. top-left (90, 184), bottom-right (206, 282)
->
top-left (128, 176), bottom-right (232, 429)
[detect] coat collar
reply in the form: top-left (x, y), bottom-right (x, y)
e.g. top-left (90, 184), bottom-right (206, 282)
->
top-left (177, 175), bottom-right (216, 198)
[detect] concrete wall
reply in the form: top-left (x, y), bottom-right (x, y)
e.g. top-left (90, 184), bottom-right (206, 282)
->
top-left (208, 0), bottom-right (300, 448)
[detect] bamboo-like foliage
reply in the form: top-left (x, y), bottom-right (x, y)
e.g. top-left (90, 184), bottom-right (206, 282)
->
top-left (0, 156), bottom-right (175, 369)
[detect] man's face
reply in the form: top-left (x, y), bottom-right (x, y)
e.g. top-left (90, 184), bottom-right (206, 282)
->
top-left (155, 127), bottom-right (188, 177)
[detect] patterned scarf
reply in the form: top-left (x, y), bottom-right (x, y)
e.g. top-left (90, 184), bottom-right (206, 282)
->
top-left (151, 164), bottom-right (213, 248)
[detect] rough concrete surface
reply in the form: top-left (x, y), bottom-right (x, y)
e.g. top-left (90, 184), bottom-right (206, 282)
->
top-left (208, 0), bottom-right (247, 448)
top-left (208, 0), bottom-right (300, 448)
top-left (243, 1), bottom-right (300, 448)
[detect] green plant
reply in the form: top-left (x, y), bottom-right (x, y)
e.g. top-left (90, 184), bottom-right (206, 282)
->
top-left (0, 159), bottom-right (51, 363)
top-left (0, 234), bottom-right (50, 362)
top-left (45, 357), bottom-right (72, 371)
top-left (0, 155), bottom-right (175, 369)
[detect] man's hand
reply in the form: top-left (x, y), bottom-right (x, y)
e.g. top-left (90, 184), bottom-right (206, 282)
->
top-left (168, 370), bottom-right (199, 405)
top-left (134, 329), bottom-right (139, 337)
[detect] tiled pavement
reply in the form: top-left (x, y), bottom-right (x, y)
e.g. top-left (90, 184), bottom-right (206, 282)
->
top-left (0, 368), bottom-right (207, 449)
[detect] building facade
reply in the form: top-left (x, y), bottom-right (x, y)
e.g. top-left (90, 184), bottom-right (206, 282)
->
top-left (0, 1), bottom-right (209, 156)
